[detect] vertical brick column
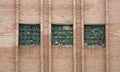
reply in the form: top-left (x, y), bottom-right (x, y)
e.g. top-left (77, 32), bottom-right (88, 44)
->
top-left (18, 0), bottom-right (41, 72)
top-left (105, 0), bottom-right (110, 72)
top-left (81, 0), bottom-right (85, 72)
top-left (73, 0), bottom-right (76, 72)
top-left (75, 0), bottom-right (84, 72)
top-left (15, 0), bottom-right (20, 72)
top-left (41, 0), bottom-right (50, 72)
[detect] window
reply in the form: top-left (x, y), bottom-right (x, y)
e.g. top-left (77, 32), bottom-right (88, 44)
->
top-left (84, 25), bottom-right (105, 47)
top-left (19, 24), bottom-right (40, 46)
top-left (52, 24), bottom-right (73, 46)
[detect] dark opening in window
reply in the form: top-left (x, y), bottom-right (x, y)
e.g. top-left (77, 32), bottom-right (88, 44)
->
top-left (19, 24), bottom-right (40, 46)
top-left (84, 25), bottom-right (105, 47)
top-left (52, 24), bottom-right (73, 46)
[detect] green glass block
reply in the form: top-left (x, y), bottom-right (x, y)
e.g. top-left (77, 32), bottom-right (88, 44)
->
top-left (84, 25), bottom-right (105, 47)
top-left (19, 24), bottom-right (40, 46)
top-left (52, 24), bottom-right (73, 46)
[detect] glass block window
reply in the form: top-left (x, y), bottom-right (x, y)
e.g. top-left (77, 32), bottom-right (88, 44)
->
top-left (19, 24), bottom-right (40, 46)
top-left (52, 24), bottom-right (73, 46)
top-left (84, 25), bottom-right (105, 46)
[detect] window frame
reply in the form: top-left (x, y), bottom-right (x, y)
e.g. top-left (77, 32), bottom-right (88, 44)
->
top-left (19, 24), bottom-right (40, 46)
top-left (51, 24), bottom-right (73, 46)
top-left (84, 24), bottom-right (105, 47)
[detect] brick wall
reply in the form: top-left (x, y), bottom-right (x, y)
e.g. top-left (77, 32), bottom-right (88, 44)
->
top-left (84, 0), bottom-right (106, 72)
top-left (109, 0), bottom-right (120, 72)
top-left (0, 0), bottom-right (15, 72)
top-left (19, 46), bottom-right (40, 72)
top-left (0, 0), bottom-right (120, 72)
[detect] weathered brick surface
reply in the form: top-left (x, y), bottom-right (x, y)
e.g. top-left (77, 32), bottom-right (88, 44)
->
top-left (0, 47), bottom-right (15, 72)
top-left (84, 0), bottom-right (105, 24)
top-left (52, 0), bottom-right (73, 24)
top-left (0, 0), bottom-right (15, 72)
top-left (52, 47), bottom-right (73, 72)
top-left (109, 0), bottom-right (120, 72)
top-left (84, 47), bottom-right (106, 72)
top-left (0, 0), bottom-right (120, 72)
top-left (84, 0), bottom-right (106, 72)
top-left (19, 47), bottom-right (40, 72)
top-left (20, 0), bottom-right (40, 24)
top-left (109, 24), bottom-right (120, 72)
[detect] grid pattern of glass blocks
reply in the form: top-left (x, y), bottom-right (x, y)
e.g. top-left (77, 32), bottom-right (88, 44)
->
top-left (19, 24), bottom-right (40, 46)
top-left (52, 24), bottom-right (73, 46)
top-left (84, 25), bottom-right (105, 46)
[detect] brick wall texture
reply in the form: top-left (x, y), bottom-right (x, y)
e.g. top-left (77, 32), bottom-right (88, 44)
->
top-left (0, 0), bottom-right (120, 72)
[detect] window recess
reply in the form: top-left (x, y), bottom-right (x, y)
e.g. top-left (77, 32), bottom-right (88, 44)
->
top-left (52, 24), bottom-right (73, 46)
top-left (19, 24), bottom-right (40, 46)
top-left (84, 25), bottom-right (105, 47)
